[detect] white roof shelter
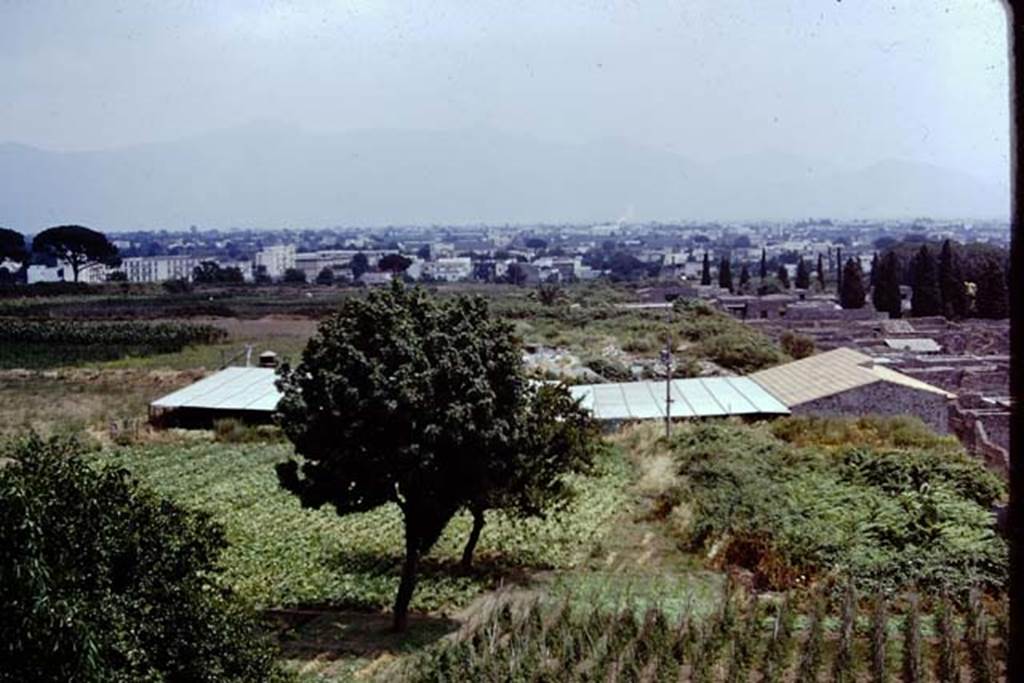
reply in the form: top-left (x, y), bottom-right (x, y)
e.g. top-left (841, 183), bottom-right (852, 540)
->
top-left (151, 366), bottom-right (281, 412)
top-left (569, 377), bottom-right (789, 420)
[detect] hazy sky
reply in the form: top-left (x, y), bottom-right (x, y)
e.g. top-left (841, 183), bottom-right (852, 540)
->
top-left (0, 1), bottom-right (1010, 185)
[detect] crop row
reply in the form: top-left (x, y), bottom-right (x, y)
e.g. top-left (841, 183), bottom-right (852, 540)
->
top-left (94, 441), bottom-right (631, 612)
top-left (0, 318), bottom-right (227, 349)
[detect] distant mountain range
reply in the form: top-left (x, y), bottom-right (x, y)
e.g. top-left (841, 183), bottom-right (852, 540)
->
top-left (0, 124), bottom-right (1009, 230)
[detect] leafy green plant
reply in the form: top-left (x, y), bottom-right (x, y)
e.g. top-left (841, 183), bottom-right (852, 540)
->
top-left (0, 434), bottom-right (286, 682)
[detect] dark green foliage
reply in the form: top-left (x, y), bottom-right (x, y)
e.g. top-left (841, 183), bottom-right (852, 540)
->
top-left (315, 267), bottom-right (334, 285)
top-left (873, 251), bottom-right (903, 319)
top-left (973, 257), bottom-right (1008, 319)
top-left (193, 260), bottom-right (245, 284)
top-left (870, 593), bottom-right (889, 683)
top-left (910, 245), bottom-right (942, 317)
top-left (739, 263), bottom-right (751, 289)
top-left (795, 257), bottom-right (811, 289)
top-left (350, 252), bottom-right (369, 279)
top-left (718, 256), bottom-right (733, 291)
top-left (0, 434), bottom-right (285, 683)
top-left (840, 258), bottom-right (866, 309)
top-left (702, 252), bottom-right (712, 285)
top-left (31, 225), bottom-right (120, 282)
top-left (760, 248), bottom-right (768, 279)
top-left (378, 253), bottom-right (412, 273)
top-left (665, 420), bottom-right (1006, 594)
top-left (938, 240), bottom-right (969, 319)
top-left (282, 268), bottom-right (306, 283)
top-left (275, 282), bottom-right (599, 629)
top-left (777, 264), bottom-right (791, 288)
top-left (818, 253), bottom-right (826, 288)
top-left (0, 318), bottom-right (228, 368)
top-left (0, 227), bottom-right (27, 264)
top-left (870, 252), bottom-right (880, 288)
top-left (901, 593), bottom-right (924, 683)
top-left (934, 596), bottom-right (961, 683)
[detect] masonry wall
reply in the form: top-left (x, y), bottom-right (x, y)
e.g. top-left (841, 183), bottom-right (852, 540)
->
top-left (790, 382), bottom-right (950, 434)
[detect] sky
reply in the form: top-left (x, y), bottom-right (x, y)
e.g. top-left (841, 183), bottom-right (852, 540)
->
top-left (0, 0), bottom-right (1011, 187)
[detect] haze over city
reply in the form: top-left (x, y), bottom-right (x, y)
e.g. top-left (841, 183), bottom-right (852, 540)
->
top-left (0, 1), bottom-right (1011, 228)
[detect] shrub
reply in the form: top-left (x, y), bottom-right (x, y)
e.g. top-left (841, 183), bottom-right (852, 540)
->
top-left (0, 434), bottom-right (286, 682)
top-left (779, 331), bottom-right (815, 359)
top-left (664, 420), bottom-right (1007, 594)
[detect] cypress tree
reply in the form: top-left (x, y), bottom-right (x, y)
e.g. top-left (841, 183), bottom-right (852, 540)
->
top-left (836, 247), bottom-right (843, 291)
top-left (840, 258), bottom-right (866, 309)
top-left (795, 257), bottom-right (811, 289)
top-left (870, 252), bottom-right (880, 288)
top-left (739, 263), bottom-right (751, 290)
top-left (701, 252), bottom-right (712, 286)
top-left (872, 251), bottom-right (902, 319)
top-left (910, 245), bottom-right (942, 317)
top-left (760, 248), bottom-right (768, 279)
top-left (938, 240), bottom-right (969, 319)
top-left (777, 264), bottom-right (791, 289)
top-left (719, 257), bottom-right (733, 292)
top-left (817, 253), bottom-right (826, 289)
top-left (974, 257), bottom-right (1009, 319)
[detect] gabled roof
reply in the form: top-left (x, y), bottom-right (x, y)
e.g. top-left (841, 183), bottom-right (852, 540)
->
top-left (748, 347), bottom-right (954, 407)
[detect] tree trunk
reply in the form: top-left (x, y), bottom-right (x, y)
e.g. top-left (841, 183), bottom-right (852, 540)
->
top-left (460, 508), bottom-right (486, 571)
top-left (392, 533), bottom-right (420, 632)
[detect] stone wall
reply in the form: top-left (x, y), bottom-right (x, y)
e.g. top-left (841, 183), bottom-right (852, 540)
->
top-left (791, 382), bottom-right (950, 434)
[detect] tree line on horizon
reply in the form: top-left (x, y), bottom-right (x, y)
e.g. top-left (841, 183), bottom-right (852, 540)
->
top-left (0, 225), bottom-right (120, 283)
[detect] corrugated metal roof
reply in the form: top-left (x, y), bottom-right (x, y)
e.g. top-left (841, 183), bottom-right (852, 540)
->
top-left (749, 347), bottom-right (954, 407)
top-left (883, 338), bottom-right (941, 353)
top-left (569, 377), bottom-right (789, 421)
top-left (151, 367), bottom-right (281, 412)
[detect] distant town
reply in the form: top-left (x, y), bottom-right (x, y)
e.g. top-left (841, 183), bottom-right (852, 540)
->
top-left (5, 218), bottom-right (1009, 290)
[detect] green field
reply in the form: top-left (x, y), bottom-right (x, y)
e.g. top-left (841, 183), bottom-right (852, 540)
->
top-left (94, 441), bottom-right (632, 613)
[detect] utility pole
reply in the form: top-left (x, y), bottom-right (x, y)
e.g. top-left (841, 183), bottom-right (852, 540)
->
top-left (662, 308), bottom-right (674, 438)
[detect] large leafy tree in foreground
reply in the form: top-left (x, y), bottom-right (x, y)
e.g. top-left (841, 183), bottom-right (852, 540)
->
top-left (0, 435), bottom-right (283, 682)
top-left (31, 225), bottom-right (120, 282)
top-left (275, 282), bottom-right (598, 630)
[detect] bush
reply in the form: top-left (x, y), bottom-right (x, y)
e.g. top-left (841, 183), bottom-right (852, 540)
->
top-left (0, 434), bottom-right (287, 682)
top-left (673, 299), bottom-right (788, 372)
top-left (213, 419), bottom-right (284, 443)
top-left (779, 331), bottom-right (815, 359)
top-left (663, 420), bottom-right (1007, 594)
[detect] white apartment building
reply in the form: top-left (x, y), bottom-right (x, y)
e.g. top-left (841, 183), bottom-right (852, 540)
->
top-left (422, 257), bottom-right (472, 282)
top-left (253, 244), bottom-right (296, 279)
top-left (122, 255), bottom-right (204, 283)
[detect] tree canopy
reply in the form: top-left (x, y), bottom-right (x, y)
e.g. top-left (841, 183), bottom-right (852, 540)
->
top-left (0, 227), bottom-right (27, 264)
top-left (839, 258), bottom-right (866, 309)
top-left (974, 257), bottom-right (1009, 320)
top-left (717, 256), bottom-right (732, 292)
top-left (275, 282), bottom-right (598, 630)
top-left (378, 253), bottom-right (413, 273)
top-left (871, 251), bottom-right (902, 319)
top-left (910, 245), bottom-right (942, 318)
top-left (776, 264), bottom-right (790, 289)
top-left (701, 252), bottom-right (711, 286)
top-left (31, 225), bottom-right (120, 282)
top-left (0, 434), bottom-right (283, 682)
top-left (794, 257), bottom-right (810, 289)
top-left (193, 260), bottom-right (244, 284)
top-left (350, 252), bottom-right (370, 279)
top-left (938, 240), bottom-right (969, 319)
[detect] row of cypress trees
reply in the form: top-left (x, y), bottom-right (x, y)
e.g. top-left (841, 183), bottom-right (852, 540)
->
top-left (871, 240), bottom-right (1008, 319)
